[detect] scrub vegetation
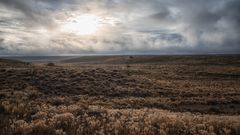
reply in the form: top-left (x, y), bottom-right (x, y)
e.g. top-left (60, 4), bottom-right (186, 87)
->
top-left (0, 55), bottom-right (240, 135)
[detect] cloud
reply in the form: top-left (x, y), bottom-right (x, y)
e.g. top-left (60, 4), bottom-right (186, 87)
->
top-left (0, 38), bottom-right (5, 51)
top-left (0, 0), bottom-right (58, 28)
top-left (0, 0), bottom-right (239, 55)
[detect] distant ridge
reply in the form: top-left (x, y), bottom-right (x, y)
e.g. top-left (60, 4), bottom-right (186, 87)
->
top-left (0, 56), bottom-right (76, 63)
top-left (0, 58), bottom-right (24, 64)
top-left (61, 55), bottom-right (240, 65)
top-left (0, 58), bottom-right (30, 67)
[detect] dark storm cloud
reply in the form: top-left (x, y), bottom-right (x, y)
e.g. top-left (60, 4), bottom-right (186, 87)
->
top-left (0, 38), bottom-right (5, 51)
top-left (176, 0), bottom-right (237, 30)
top-left (0, 0), bottom-right (59, 27)
top-left (198, 0), bottom-right (240, 47)
top-left (145, 0), bottom-right (240, 52)
top-left (222, 0), bottom-right (240, 32)
top-left (150, 11), bottom-right (171, 21)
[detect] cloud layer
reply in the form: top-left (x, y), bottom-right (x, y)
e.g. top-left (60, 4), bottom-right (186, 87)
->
top-left (0, 0), bottom-right (239, 55)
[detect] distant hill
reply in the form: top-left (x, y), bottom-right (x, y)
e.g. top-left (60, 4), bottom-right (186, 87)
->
top-left (62, 55), bottom-right (168, 64)
top-left (0, 58), bottom-right (30, 67)
top-left (0, 56), bottom-right (76, 63)
top-left (0, 58), bottom-right (24, 64)
top-left (61, 55), bottom-right (240, 65)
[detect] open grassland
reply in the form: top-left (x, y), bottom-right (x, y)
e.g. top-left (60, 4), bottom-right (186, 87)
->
top-left (0, 55), bottom-right (240, 135)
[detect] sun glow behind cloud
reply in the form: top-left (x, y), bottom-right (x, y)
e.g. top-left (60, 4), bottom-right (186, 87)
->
top-left (62, 14), bottom-right (102, 35)
top-left (0, 0), bottom-right (240, 55)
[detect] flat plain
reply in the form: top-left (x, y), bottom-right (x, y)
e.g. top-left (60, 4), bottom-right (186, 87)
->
top-left (0, 55), bottom-right (240, 135)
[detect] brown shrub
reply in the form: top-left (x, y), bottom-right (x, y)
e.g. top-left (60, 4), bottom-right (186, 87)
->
top-left (46, 63), bottom-right (55, 66)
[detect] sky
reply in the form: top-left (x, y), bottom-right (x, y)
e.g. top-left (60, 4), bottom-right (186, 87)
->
top-left (0, 0), bottom-right (239, 55)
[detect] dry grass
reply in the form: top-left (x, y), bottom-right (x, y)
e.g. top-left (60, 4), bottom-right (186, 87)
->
top-left (1, 90), bottom-right (240, 135)
top-left (0, 55), bottom-right (240, 135)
